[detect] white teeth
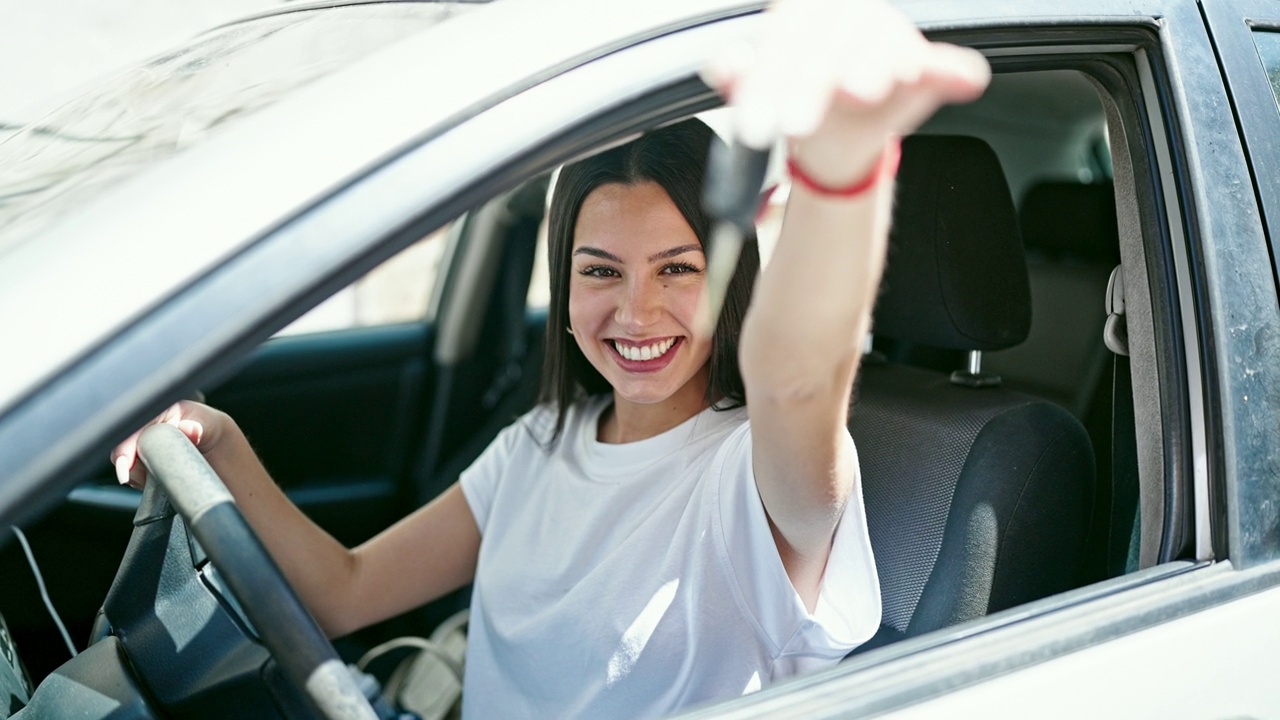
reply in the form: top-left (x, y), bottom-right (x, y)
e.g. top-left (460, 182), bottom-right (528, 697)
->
top-left (614, 338), bottom-right (676, 362)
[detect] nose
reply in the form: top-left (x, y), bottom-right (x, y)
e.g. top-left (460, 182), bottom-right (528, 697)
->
top-left (615, 275), bottom-right (662, 332)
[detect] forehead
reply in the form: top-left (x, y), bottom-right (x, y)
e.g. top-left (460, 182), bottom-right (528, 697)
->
top-left (572, 181), bottom-right (699, 253)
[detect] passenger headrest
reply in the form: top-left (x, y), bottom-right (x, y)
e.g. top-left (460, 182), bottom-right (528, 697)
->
top-left (1020, 181), bottom-right (1120, 265)
top-left (872, 135), bottom-right (1031, 351)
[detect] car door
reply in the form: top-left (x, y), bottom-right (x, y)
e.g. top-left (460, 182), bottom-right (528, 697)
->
top-left (5, 0), bottom-right (1278, 714)
top-left (0, 5), bottom-right (490, 684)
top-left (0, 216), bottom-right (449, 687)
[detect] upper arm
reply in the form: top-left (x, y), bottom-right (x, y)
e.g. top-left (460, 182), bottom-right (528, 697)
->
top-left (339, 483), bottom-right (481, 636)
top-left (745, 352), bottom-right (861, 611)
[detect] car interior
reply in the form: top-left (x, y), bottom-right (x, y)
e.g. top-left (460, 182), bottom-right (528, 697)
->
top-left (1, 63), bottom-right (1156, 717)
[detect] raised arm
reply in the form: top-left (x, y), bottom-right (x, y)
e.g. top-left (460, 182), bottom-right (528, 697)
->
top-left (710, 0), bottom-right (990, 608)
top-left (112, 401), bottom-right (479, 638)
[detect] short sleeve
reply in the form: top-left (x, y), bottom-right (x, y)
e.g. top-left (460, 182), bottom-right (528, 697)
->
top-left (458, 419), bottom-right (525, 534)
top-left (713, 423), bottom-right (881, 657)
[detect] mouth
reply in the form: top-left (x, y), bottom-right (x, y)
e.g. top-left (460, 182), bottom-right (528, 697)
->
top-left (607, 336), bottom-right (682, 371)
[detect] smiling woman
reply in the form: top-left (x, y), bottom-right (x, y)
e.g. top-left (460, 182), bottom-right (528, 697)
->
top-left (544, 118), bottom-right (758, 445)
top-left (447, 117), bottom-right (880, 717)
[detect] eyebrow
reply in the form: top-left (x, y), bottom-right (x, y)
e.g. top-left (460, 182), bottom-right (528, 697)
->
top-left (572, 244), bottom-right (704, 263)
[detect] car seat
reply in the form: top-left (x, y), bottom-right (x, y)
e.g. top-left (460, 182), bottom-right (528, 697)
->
top-left (985, 181), bottom-right (1119, 420)
top-left (986, 180), bottom-right (1122, 584)
top-left (848, 136), bottom-right (1097, 652)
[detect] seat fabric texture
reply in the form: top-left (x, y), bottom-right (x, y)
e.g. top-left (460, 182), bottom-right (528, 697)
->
top-left (987, 180), bottom-right (1123, 585)
top-left (849, 136), bottom-right (1096, 653)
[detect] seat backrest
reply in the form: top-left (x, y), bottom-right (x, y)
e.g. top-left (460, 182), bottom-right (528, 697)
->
top-left (849, 137), bottom-right (1096, 651)
top-left (984, 181), bottom-right (1120, 419)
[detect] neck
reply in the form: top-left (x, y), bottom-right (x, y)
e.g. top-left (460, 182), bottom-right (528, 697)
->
top-left (598, 375), bottom-right (712, 444)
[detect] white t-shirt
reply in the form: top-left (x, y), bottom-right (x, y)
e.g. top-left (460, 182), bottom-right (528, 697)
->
top-left (458, 396), bottom-right (880, 720)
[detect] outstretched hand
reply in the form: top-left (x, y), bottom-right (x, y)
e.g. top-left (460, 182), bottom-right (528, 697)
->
top-left (702, 0), bottom-right (991, 187)
top-left (109, 400), bottom-right (229, 489)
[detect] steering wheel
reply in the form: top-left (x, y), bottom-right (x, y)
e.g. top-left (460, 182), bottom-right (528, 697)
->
top-left (129, 423), bottom-right (378, 720)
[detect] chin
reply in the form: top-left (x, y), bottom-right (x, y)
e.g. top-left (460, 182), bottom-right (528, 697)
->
top-left (611, 383), bottom-right (686, 406)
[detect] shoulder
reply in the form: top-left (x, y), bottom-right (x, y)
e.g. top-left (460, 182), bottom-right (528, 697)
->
top-left (707, 403), bottom-right (753, 452)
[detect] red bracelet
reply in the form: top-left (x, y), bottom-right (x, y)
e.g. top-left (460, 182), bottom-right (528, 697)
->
top-left (786, 138), bottom-right (902, 198)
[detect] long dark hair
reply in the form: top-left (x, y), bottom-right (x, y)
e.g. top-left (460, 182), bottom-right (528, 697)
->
top-left (537, 118), bottom-right (761, 443)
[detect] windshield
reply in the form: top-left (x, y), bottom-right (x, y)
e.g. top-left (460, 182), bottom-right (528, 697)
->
top-left (0, 3), bottom-right (472, 259)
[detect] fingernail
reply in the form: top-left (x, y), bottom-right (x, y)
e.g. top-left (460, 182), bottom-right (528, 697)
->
top-left (115, 456), bottom-right (131, 485)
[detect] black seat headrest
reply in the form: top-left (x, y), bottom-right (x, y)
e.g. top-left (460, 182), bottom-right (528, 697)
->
top-left (1020, 181), bottom-right (1121, 265)
top-left (872, 135), bottom-right (1031, 351)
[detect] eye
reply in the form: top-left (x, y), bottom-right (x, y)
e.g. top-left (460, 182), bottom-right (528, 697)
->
top-left (578, 265), bottom-right (619, 278)
top-left (661, 262), bottom-right (702, 276)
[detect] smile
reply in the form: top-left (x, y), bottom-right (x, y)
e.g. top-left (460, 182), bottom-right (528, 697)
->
top-left (609, 337), bottom-right (678, 363)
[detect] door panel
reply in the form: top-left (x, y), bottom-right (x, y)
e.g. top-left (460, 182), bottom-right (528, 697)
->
top-left (206, 321), bottom-right (435, 546)
top-left (879, 580), bottom-right (1280, 718)
top-left (0, 319), bottom-right (438, 684)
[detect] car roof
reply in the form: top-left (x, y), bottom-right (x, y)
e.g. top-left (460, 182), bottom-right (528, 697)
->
top-left (0, 0), bottom-right (759, 416)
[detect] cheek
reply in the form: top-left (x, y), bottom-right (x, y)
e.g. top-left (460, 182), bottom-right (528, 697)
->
top-left (567, 282), bottom-right (609, 329)
top-left (648, 280), bottom-right (704, 333)
top-left (668, 283), bottom-right (703, 322)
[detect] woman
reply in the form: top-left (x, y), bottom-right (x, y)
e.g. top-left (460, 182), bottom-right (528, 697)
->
top-left (111, 1), bottom-right (990, 716)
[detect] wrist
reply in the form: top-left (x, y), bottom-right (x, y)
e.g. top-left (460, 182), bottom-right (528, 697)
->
top-left (787, 137), bottom-right (901, 199)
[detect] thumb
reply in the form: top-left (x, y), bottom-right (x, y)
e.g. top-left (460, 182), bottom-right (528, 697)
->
top-left (919, 43), bottom-right (991, 105)
top-left (176, 419), bottom-right (205, 448)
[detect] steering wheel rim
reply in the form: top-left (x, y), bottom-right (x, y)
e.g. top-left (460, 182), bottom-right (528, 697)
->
top-left (137, 423), bottom-right (377, 720)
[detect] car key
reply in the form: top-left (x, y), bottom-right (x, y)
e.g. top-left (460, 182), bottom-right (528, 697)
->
top-left (697, 140), bottom-right (772, 336)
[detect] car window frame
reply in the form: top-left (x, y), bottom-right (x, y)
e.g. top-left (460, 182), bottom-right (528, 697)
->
top-left (1201, 0), bottom-right (1280, 295)
top-left (1191, 0), bottom-right (1280, 570)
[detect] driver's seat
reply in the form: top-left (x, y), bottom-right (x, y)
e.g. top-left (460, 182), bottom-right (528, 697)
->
top-left (848, 135), bottom-right (1096, 651)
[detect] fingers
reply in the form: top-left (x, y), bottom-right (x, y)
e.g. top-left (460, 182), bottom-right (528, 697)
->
top-left (110, 428), bottom-right (143, 487)
top-left (108, 402), bottom-right (207, 489)
top-left (177, 419), bottom-right (204, 446)
top-left (919, 43), bottom-right (991, 104)
top-left (730, 0), bottom-right (847, 148)
top-left (705, 0), bottom-right (991, 150)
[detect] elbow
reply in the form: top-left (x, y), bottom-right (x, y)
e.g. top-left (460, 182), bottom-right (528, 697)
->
top-left (312, 549), bottom-right (362, 639)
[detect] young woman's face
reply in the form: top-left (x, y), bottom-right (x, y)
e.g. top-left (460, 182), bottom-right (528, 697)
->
top-left (568, 181), bottom-right (713, 410)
